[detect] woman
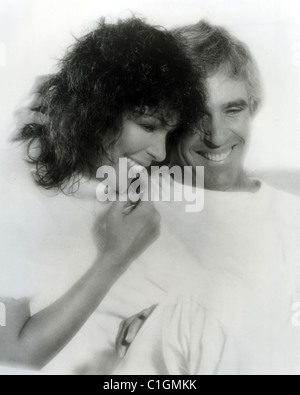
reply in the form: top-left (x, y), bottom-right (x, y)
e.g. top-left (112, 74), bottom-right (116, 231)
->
top-left (0, 17), bottom-right (203, 370)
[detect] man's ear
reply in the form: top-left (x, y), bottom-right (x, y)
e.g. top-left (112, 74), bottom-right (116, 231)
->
top-left (249, 96), bottom-right (263, 117)
top-left (250, 100), bottom-right (258, 117)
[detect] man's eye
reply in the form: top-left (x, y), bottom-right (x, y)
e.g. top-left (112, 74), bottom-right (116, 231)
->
top-left (226, 108), bottom-right (243, 115)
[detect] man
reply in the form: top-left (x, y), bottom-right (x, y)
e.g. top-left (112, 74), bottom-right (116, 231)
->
top-left (113, 21), bottom-right (300, 375)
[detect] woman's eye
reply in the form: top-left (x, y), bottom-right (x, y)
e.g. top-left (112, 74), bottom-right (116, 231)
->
top-left (140, 124), bottom-right (156, 133)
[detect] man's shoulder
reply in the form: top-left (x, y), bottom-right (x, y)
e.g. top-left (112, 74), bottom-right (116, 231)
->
top-left (262, 180), bottom-right (300, 203)
top-left (260, 181), bottom-right (300, 228)
top-left (253, 169), bottom-right (300, 199)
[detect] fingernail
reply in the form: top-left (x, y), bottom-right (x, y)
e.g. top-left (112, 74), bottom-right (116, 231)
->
top-left (125, 333), bottom-right (133, 344)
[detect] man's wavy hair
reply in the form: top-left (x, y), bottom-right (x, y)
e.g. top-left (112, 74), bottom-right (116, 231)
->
top-left (17, 17), bottom-right (205, 190)
top-left (173, 20), bottom-right (263, 115)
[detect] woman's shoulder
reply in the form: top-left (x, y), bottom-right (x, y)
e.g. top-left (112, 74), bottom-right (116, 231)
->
top-left (0, 146), bottom-right (47, 299)
top-left (0, 144), bottom-right (50, 242)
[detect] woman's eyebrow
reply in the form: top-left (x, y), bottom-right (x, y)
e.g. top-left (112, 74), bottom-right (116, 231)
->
top-left (136, 114), bottom-right (179, 131)
top-left (136, 115), bottom-right (164, 127)
top-left (135, 114), bottom-right (159, 121)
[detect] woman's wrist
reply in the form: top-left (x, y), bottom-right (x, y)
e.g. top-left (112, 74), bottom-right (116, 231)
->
top-left (96, 252), bottom-right (128, 276)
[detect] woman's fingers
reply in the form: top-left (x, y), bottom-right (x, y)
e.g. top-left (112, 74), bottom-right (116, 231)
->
top-left (15, 108), bottom-right (48, 128)
top-left (26, 75), bottom-right (52, 111)
top-left (140, 305), bottom-right (157, 319)
top-left (125, 317), bottom-right (145, 344)
top-left (116, 316), bottom-right (137, 358)
top-left (103, 200), bottom-right (161, 270)
top-left (30, 75), bottom-right (51, 94)
top-left (14, 75), bottom-right (52, 131)
top-left (116, 305), bottom-right (158, 359)
top-left (117, 318), bottom-right (144, 359)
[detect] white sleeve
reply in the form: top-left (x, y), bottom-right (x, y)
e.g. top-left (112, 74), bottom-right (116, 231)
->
top-left (0, 239), bottom-right (37, 301)
top-left (0, 151), bottom-right (40, 301)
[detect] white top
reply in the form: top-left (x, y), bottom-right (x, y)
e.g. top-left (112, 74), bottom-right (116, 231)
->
top-left (0, 145), bottom-right (110, 302)
top-left (114, 180), bottom-right (300, 375)
top-left (1, 146), bottom-right (300, 374)
top-left (115, 277), bottom-right (300, 375)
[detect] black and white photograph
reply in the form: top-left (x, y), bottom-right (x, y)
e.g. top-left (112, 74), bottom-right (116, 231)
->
top-left (0, 0), bottom-right (300, 377)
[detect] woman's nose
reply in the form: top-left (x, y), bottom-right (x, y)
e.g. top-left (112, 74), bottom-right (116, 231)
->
top-left (147, 133), bottom-right (167, 163)
top-left (202, 115), bottom-right (229, 147)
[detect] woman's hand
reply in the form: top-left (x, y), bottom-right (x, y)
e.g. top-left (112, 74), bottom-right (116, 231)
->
top-left (116, 305), bottom-right (158, 358)
top-left (99, 199), bottom-right (161, 271)
top-left (14, 75), bottom-right (50, 131)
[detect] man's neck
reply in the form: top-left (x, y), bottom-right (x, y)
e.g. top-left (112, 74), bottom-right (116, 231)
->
top-left (205, 173), bottom-right (261, 193)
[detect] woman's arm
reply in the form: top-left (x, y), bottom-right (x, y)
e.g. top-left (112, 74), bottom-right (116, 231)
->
top-left (0, 199), bottom-right (160, 369)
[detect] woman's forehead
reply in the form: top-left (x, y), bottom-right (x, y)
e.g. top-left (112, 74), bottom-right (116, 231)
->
top-left (131, 106), bottom-right (180, 126)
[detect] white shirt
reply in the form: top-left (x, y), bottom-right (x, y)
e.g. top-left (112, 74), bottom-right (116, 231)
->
top-left (114, 180), bottom-right (300, 375)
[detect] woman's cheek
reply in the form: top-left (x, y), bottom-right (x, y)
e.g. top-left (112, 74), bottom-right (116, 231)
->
top-left (124, 130), bottom-right (152, 154)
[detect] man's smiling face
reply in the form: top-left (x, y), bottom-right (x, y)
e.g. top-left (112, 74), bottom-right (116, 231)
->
top-left (177, 72), bottom-right (252, 191)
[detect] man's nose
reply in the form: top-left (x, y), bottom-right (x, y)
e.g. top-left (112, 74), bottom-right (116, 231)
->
top-left (147, 133), bottom-right (167, 163)
top-left (202, 115), bottom-right (229, 147)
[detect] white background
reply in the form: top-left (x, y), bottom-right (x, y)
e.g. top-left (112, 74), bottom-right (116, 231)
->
top-left (0, 0), bottom-right (300, 171)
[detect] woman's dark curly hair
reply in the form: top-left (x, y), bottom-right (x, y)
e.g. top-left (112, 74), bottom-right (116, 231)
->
top-left (16, 17), bottom-right (205, 190)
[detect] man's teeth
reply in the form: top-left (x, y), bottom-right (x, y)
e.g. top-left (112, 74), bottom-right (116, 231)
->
top-left (201, 149), bottom-right (233, 162)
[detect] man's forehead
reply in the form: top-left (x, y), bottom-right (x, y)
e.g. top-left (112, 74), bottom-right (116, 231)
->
top-left (205, 73), bottom-right (249, 107)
